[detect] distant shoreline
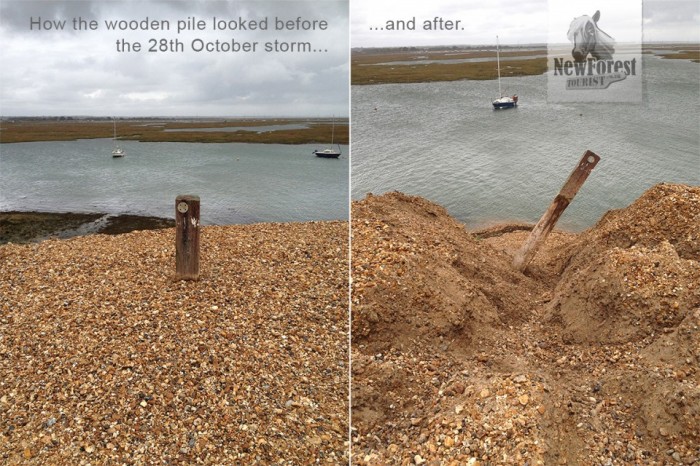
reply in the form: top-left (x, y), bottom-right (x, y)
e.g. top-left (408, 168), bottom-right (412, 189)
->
top-left (0, 117), bottom-right (350, 144)
top-left (351, 43), bottom-right (699, 85)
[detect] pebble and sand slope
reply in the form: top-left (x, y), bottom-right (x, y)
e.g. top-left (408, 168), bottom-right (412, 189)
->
top-left (352, 184), bottom-right (699, 465)
top-left (0, 222), bottom-right (349, 464)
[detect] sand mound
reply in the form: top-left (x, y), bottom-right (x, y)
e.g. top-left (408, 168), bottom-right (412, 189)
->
top-left (554, 183), bottom-right (700, 267)
top-left (549, 183), bottom-right (700, 344)
top-left (352, 192), bottom-right (552, 463)
top-left (352, 192), bottom-right (542, 354)
top-left (352, 186), bottom-right (700, 465)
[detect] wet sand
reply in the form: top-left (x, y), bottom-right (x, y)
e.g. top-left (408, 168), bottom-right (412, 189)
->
top-left (0, 211), bottom-right (175, 245)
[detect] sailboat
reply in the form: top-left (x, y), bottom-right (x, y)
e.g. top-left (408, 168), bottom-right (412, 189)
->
top-left (112, 118), bottom-right (125, 157)
top-left (313, 117), bottom-right (341, 158)
top-left (492, 36), bottom-right (518, 109)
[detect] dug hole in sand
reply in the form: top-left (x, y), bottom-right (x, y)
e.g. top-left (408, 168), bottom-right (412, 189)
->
top-left (351, 183), bottom-right (699, 465)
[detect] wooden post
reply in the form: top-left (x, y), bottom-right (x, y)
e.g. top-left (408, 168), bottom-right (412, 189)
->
top-left (175, 194), bottom-right (200, 280)
top-left (512, 150), bottom-right (600, 272)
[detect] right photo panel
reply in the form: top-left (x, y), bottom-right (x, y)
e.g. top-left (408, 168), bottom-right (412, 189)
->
top-left (350, 0), bottom-right (700, 464)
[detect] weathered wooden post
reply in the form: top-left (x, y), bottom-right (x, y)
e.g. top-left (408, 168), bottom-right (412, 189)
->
top-left (512, 150), bottom-right (600, 272)
top-left (175, 194), bottom-right (200, 280)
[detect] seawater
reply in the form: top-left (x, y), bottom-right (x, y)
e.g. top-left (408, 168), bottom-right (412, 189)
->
top-left (351, 55), bottom-right (700, 231)
top-left (0, 141), bottom-right (349, 224)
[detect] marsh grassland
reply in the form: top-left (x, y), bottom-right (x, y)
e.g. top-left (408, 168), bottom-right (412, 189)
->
top-left (352, 47), bottom-right (547, 85)
top-left (352, 44), bottom-right (700, 85)
top-left (0, 118), bottom-right (349, 145)
top-left (644, 44), bottom-right (700, 63)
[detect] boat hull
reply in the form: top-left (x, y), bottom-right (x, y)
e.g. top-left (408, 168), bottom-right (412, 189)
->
top-left (492, 101), bottom-right (517, 109)
top-left (492, 95), bottom-right (518, 109)
top-left (314, 150), bottom-right (341, 159)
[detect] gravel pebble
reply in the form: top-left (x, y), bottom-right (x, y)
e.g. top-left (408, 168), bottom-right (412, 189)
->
top-left (1, 222), bottom-right (349, 464)
top-left (351, 185), bottom-right (699, 465)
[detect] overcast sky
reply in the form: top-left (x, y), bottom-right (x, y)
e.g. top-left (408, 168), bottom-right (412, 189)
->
top-left (351, 0), bottom-right (700, 47)
top-left (0, 0), bottom-right (349, 117)
top-left (1, 1), bottom-right (696, 117)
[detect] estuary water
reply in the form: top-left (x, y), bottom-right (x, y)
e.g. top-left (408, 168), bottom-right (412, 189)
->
top-left (351, 55), bottom-right (700, 231)
top-left (0, 141), bottom-right (349, 224)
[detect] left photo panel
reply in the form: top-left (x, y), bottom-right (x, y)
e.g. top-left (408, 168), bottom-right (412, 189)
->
top-left (0, 0), bottom-right (349, 463)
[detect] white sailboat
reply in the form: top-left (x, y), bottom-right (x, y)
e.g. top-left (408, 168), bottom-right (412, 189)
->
top-left (492, 36), bottom-right (518, 109)
top-left (313, 117), bottom-right (341, 158)
top-left (112, 118), bottom-right (125, 157)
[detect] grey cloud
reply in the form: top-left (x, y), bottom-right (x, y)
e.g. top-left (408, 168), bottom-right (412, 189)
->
top-left (644, 0), bottom-right (699, 41)
top-left (351, 0), bottom-right (695, 47)
top-left (1, 0), bottom-right (100, 34)
top-left (644, 0), bottom-right (698, 22)
top-left (1, 0), bottom-right (348, 117)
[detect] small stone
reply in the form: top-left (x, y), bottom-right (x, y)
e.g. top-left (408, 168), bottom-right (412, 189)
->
top-left (480, 389), bottom-right (490, 399)
top-left (513, 375), bottom-right (528, 383)
top-left (410, 417), bottom-right (422, 426)
top-left (45, 417), bottom-right (57, 427)
top-left (455, 404), bottom-right (464, 414)
top-left (537, 405), bottom-right (546, 415)
top-left (444, 436), bottom-right (454, 447)
top-left (659, 427), bottom-right (669, 437)
top-left (140, 400), bottom-right (147, 407)
top-left (415, 454), bottom-right (426, 464)
top-left (518, 394), bottom-right (529, 406)
top-left (23, 448), bottom-right (32, 459)
top-left (672, 452), bottom-right (681, 462)
top-left (85, 445), bottom-right (95, 453)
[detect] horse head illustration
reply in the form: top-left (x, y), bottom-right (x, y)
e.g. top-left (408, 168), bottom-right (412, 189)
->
top-left (567, 10), bottom-right (615, 62)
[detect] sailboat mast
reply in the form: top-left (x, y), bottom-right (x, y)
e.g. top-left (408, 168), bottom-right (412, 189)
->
top-left (330, 117), bottom-right (335, 147)
top-left (496, 35), bottom-right (502, 97)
